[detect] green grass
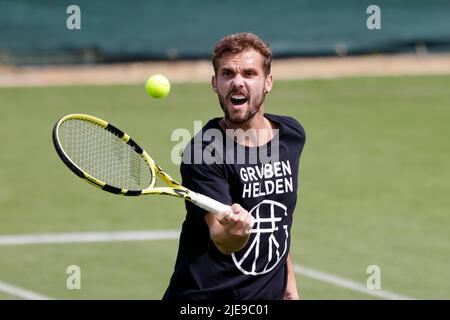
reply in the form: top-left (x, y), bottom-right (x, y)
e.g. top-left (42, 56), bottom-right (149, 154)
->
top-left (0, 292), bottom-right (20, 300)
top-left (1, 75), bottom-right (449, 299)
top-left (0, 241), bottom-right (178, 299)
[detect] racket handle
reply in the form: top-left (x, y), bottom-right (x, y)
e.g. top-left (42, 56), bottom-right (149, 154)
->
top-left (190, 193), bottom-right (231, 215)
top-left (191, 193), bottom-right (255, 231)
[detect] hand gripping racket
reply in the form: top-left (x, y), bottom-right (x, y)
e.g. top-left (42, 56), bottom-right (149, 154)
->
top-left (52, 114), bottom-right (233, 215)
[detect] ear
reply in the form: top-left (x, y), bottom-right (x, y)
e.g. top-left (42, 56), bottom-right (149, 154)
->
top-left (264, 74), bottom-right (273, 94)
top-left (211, 75), bottom-right (218, 93)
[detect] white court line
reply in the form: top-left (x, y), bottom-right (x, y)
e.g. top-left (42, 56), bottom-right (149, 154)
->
top-left (0, 230), bottom-right (413, 300)
top-left (294, 264), bottom-right (415, 300)
top-left (0, 281), bottom-right (52, 300)
top-left (0, 231), bottom-right (179, 299)
top-left (0, 230), bottom-right (180, 245)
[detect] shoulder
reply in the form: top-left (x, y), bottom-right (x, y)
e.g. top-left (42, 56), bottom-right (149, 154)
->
top-left (181, 117), bottom-right (224, 161)
top-left (190, 117), bottom-right (223, 146)
top-left (266, 113), bottom-right (306, 142)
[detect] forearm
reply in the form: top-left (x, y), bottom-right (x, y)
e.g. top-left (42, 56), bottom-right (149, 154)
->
top-left (285, 254), bottom-right (300, 300)
top-left (204, 204), bottom-right (253, 255)
top-left (210, 228), bottom-right (250, 255)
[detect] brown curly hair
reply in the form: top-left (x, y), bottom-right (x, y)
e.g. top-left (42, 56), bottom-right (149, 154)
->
top-left (212, 33), bottom-right (272, 76)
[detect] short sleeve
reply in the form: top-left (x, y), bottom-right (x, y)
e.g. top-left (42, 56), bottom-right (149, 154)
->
top-left (180, 161), bottom-right (232, 215)
top-left (284, 116), bottom-right (306, 144)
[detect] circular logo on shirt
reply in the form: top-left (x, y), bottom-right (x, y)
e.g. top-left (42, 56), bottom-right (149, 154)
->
top-left (232, 200), bottom-right (289, 275)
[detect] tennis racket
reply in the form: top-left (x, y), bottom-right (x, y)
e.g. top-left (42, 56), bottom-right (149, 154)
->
top-left (52, 113), bottom-right (232, 215)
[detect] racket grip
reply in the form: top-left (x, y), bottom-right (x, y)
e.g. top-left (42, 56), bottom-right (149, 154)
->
top-left (191, 193), bottom-right (255, 231)
top-left (190, 193), bottom-right (231, 215)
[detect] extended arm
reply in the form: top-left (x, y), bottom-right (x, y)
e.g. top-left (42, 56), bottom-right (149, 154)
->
top-left (204, 204), bottom-right (253, 255)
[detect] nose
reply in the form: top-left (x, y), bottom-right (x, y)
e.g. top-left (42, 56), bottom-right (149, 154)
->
top-left (231, 73), bottom-right (245, 89)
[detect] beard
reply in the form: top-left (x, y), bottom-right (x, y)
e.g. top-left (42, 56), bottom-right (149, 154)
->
top-left (218, 87), bottom-right (266, 124)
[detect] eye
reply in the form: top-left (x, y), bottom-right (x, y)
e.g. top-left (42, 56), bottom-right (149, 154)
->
top-left (244, 70), bottom-right (256, 78)
top-left (222, 70), bottom-right (233, 77)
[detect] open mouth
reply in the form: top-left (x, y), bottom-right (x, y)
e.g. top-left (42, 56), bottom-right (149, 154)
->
top-left (230, 94), bottom-right (248, 106)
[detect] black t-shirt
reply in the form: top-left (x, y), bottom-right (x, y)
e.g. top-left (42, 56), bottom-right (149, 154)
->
top-left (163, 113), bottom-right (306, 300)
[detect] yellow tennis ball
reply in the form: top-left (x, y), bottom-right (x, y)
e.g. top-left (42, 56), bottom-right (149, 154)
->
top-left (145, 74), bottom-right (170, 99)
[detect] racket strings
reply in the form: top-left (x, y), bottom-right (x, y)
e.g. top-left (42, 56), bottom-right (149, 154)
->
top-left (58, 119), bottom-right (153, 190)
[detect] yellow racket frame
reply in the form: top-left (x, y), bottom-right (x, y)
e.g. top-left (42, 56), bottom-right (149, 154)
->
top-left (53, 113), bottom-right (231, 214)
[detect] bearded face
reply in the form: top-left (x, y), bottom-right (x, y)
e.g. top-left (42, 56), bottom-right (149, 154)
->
top-left (213, 49), bottom-right (272, 124)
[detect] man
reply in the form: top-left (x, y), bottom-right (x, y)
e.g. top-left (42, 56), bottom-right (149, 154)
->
top-left (163, 33), bottom-right (305, 300)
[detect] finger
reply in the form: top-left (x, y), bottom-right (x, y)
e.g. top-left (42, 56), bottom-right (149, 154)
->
top-left (223, 210), bottom-right (233, 222)
top-left (218, 210), bottom-right (234, 225)
top-left (230, 203), bottom-right (243, 214)
top-left (245, 215), bottom-right (254, 233)
top-left (232, 212), bottom-right (252, 234)
top-left (248, 215), bottom-right (255, 230)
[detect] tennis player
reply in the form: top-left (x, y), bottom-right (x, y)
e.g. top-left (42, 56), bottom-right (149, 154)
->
top-left (163, 33), bottom-right (306, 300)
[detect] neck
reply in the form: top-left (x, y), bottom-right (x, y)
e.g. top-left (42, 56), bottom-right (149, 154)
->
top-left (225, 110), bottom-right (265, 131)
top-left (222, 109), bottom-right (274, 147)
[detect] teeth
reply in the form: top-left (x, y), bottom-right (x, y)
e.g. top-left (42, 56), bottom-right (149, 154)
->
top-left (231, 95), bottom-right (246, 99)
